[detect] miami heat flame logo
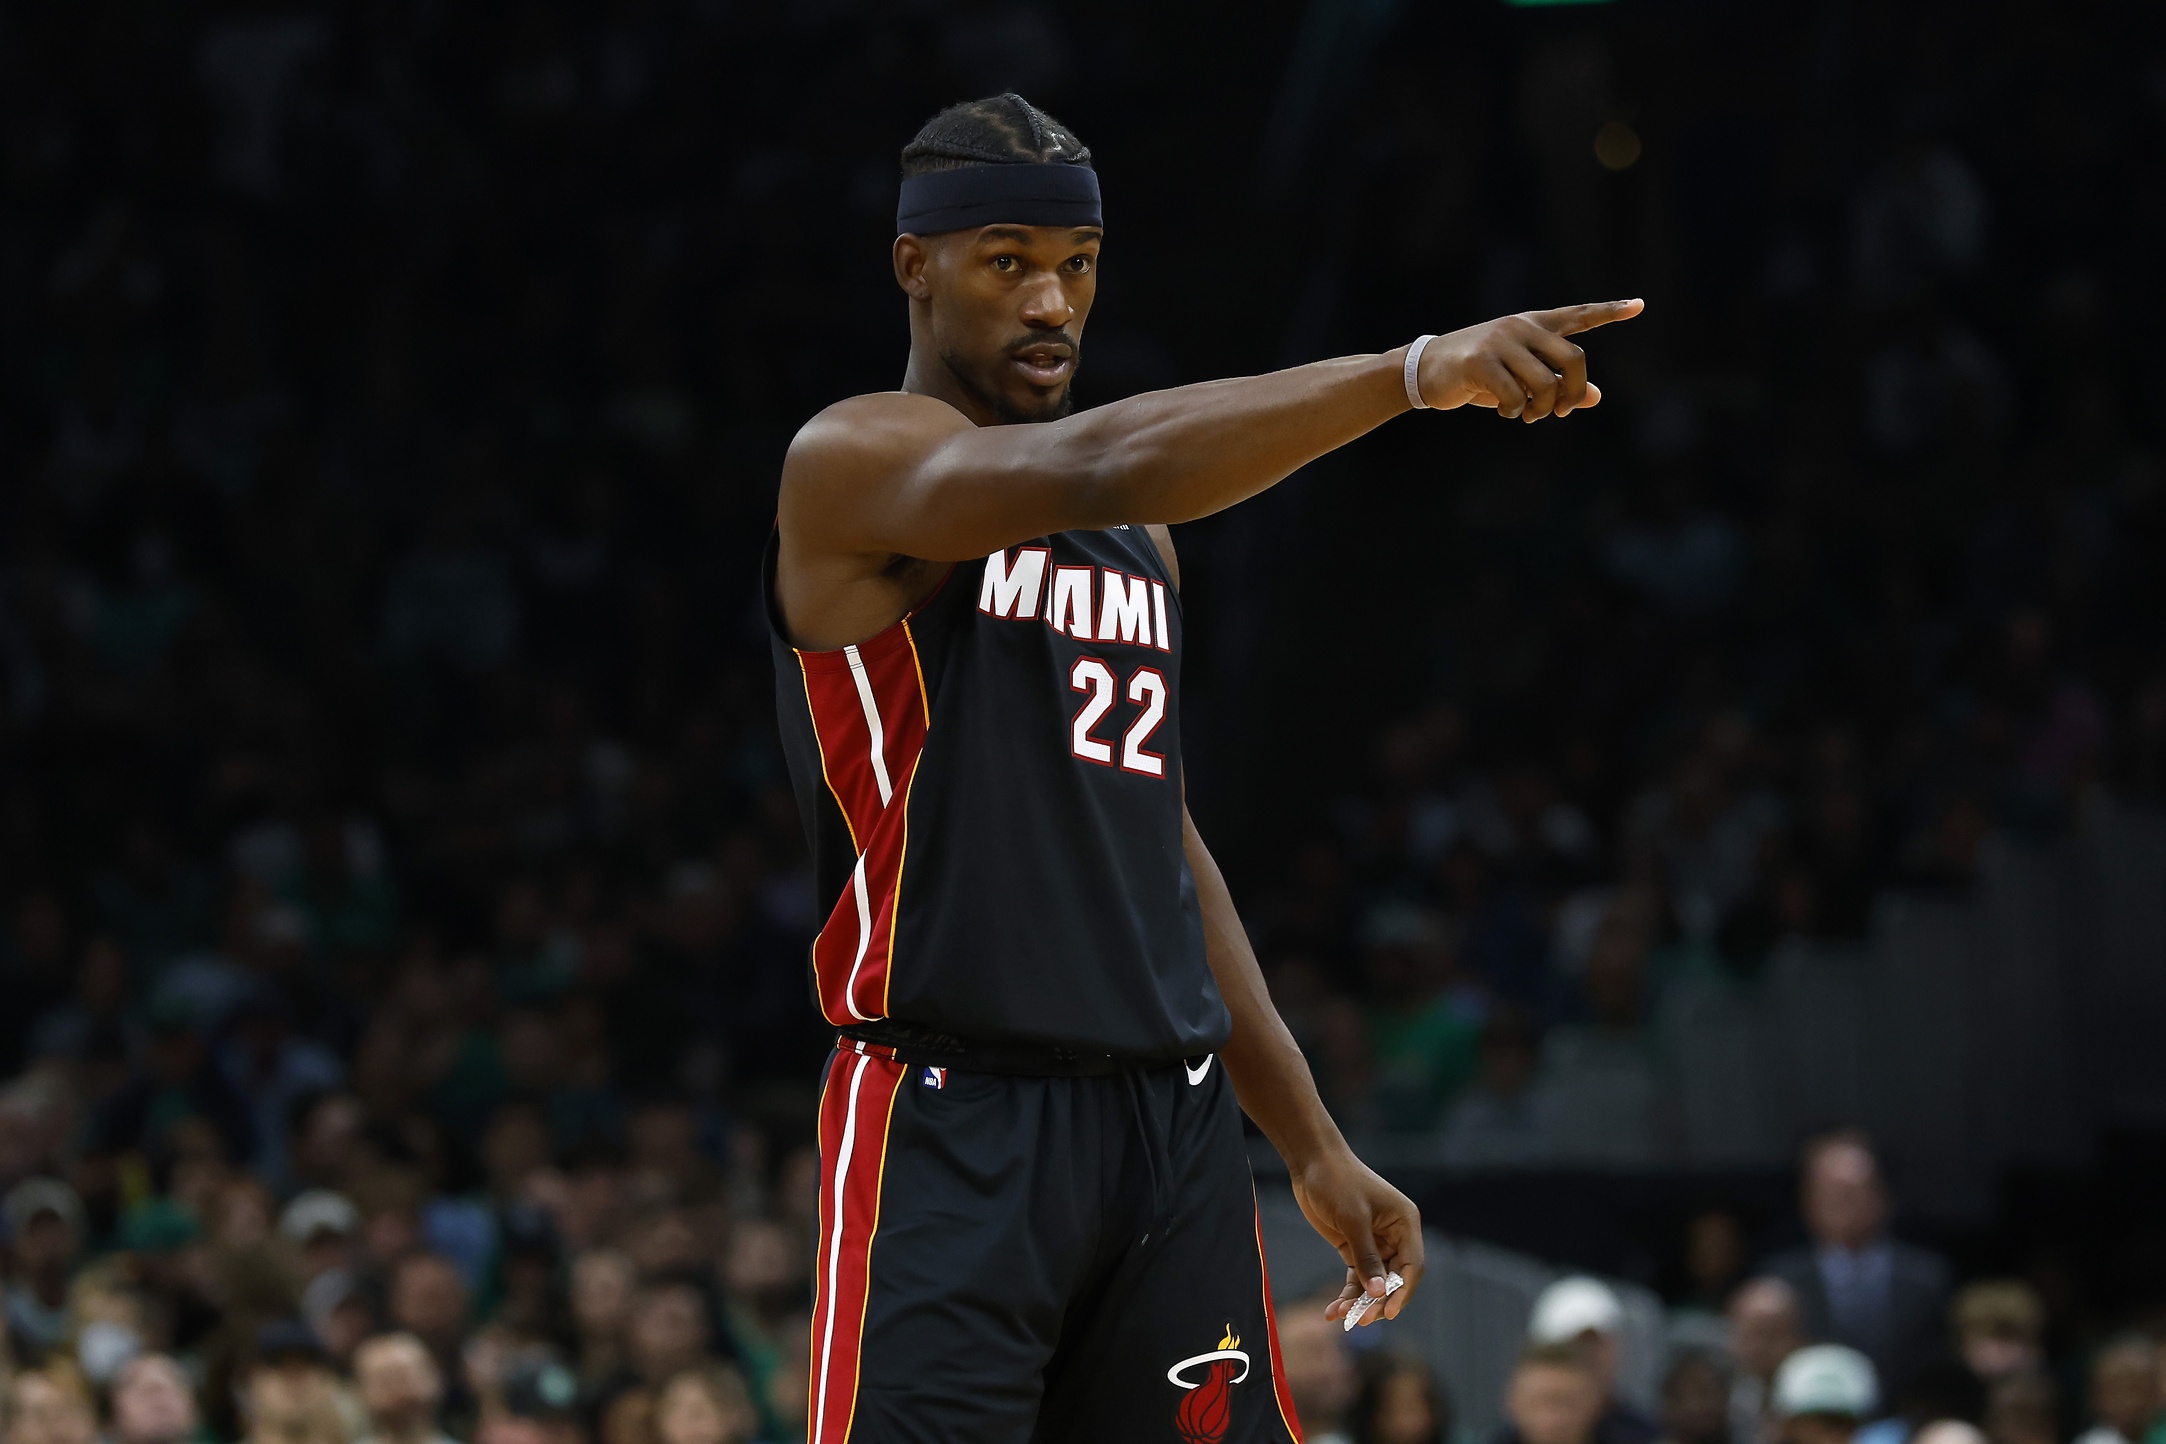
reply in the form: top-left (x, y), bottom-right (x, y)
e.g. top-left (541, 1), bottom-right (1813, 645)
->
top-left (1167, 1325), bottom-right (1251, 1444)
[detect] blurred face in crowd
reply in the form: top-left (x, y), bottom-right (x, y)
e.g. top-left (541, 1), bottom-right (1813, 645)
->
top-left (244, 1369), bottom-right (345, 1444)
top-left (390, 1256), bottom-right (469, 1350)
top-left (1508, 1360), bottom-right (1604, 1444)
top-left (723, 1221), bottom-right (800, 1318)
top-left (16, 1210), bottom-right (79, 1279)
top-left (498, 1012), bottom-right (561, 1096)
top-left (354, 1334), bottom-right (443, 1437)
top-left (1369, 1362), bottom-right (1444, 1444)
top-left (2090, 1342), bottom-right (2162, 1440)
top-left (500, 1248), bottom-right (558, 1332)
top-left (1962, 1327), bottom-right (2041, 1384)
top-left (317, 1285), bottom-right (380, 1367)
top-left (628, 1104), bottom-right (697, 1183)
top-left (653, 1371), bottom-right (757, 1444)
top-left (1779, 1415), bottom-right (1856, 1444)
top-left (626, 1209), bottom-right (706, 1278)
top-left (1276, 1310), bottom-right (1358, 1429)
top-left (294, 1097), bottom-right (363, 1189)
top-left (483, 1106), bottom-right (553, 1198)
top-left (478, 1416), bottom-right (584, 1444)
top-left (6, 1371), bottom-right (97, 1444)
top-left (598, 1389), bottom-right (653, 1444)
top-left (573, 1250), bottom-right (637, 1339)
top-left (110, 1356), bottom-right (198, 1444)
top-left (1802, 1141), bottom-right (1886, 1252)
top-left (296, 1223), bottom-right (353, 1281)
top-left (1686, 1212), bottom-right (1746, 1302)
top-left (629, 1284), bottom-right (710, 1384)
top-left (1731, 1279), bottom-right (1805, 1383)
top-left (560, 1161), bottom-right (626, 1250)
top-left (1569, 1329), bottom-right (1623, 1399)
top-left (365, 1207), bottom-right (423, 1267)
top-left (1986, 1371), bottom-right (2058, 1444)
top-left (1661, 1354), bottom-right (1731, 1444)
top-left (1948, 1282), bottom-right (2046, 1388)
top-left (214, 1179), bottom-right (275, 1250)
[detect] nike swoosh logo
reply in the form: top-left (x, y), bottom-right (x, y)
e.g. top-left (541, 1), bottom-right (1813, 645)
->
top-left (1185, 1056), bottom-right (1213, 1085)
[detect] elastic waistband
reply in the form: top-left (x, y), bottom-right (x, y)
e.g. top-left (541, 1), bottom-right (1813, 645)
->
top-left (838, 1022), bottom-right (1179, 1078)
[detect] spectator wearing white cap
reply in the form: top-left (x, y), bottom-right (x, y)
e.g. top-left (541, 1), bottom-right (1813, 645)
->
top-left (1527, 1277), bottom-right (1661, 1444)
top-left (4, 1177), bottom-right (84, 1355)
top-left (1497, 1344), bottom-right (1608, 1444)
top-left (280, 1189), bottom-right (361, 1282)
top-left (1772, 1345), bottom-right (1879, 1444)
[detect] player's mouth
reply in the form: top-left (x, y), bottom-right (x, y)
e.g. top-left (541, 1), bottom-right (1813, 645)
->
top-left (1008, 344), bottom-right (1074, 388)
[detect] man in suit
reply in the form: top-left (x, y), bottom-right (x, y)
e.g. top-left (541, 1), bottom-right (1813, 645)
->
top-left (1761, 1131), bottom-right (1951, 1402)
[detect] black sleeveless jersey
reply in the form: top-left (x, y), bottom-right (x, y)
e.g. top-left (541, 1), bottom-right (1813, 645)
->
top-left (764, 525), bottom-right (1228, 1062)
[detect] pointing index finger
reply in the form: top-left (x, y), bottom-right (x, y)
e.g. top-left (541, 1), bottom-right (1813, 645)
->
top-left (1532, 297), bottom-right (1645, 337)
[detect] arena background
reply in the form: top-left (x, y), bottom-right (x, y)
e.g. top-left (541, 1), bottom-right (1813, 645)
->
top-left (3, 1), bottom-right (2165, 1442)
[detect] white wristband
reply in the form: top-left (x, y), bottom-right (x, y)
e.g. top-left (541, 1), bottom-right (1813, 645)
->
top-left (1404, 334), bottom-right (1437, 410)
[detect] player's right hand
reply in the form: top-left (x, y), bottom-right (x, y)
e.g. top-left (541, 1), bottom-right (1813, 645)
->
top-left (1414, 298), bottom-right (1644, 420)
top-left (1292, 1148), bottom-right (1427, 1327)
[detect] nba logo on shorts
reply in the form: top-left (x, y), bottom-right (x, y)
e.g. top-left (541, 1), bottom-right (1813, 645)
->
top-left (922, 1066), bottom-right (946, 1089)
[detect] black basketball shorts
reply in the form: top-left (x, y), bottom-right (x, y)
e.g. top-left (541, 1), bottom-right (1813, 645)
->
top-left (806, 1039), bottom-right (1306, 1444)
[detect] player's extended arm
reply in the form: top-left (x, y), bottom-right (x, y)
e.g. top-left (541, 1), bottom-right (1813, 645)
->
top-left (1183, 802), bottom-right (1425, 1326)
top-left (783, 300), bottom-right (1641, 565)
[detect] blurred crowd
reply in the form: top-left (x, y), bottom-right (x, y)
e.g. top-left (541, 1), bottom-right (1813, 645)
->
top-left (1268, 1134), bottom-right (2166, 1444)
top-left (1214, 0), bottom-right (2166, 1159)
top-left (1, 0), bottom-right (2164, 1443)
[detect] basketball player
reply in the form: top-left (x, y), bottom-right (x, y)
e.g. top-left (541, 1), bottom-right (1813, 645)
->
top-left (767, 94), bottom-right (1641, 1443)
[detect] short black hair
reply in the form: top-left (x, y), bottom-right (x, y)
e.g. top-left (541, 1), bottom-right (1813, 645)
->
top-left (901, 93), bottom-right (1092, 178)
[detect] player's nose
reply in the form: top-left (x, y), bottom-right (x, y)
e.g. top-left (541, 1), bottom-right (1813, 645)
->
top-left (1016, 271), bottom-right (1073, 327)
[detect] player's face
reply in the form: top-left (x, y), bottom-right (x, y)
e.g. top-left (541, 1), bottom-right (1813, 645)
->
top-left (908, 223), bottom-right (1101, 423)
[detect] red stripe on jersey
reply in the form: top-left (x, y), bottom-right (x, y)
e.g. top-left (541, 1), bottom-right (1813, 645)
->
top-left (795, 619), bottom-right (930, 1025)
top-left (1254, 1197), bottom-right (1306, 1442)
top-left (808, 1048), bottom-right (906, 1444)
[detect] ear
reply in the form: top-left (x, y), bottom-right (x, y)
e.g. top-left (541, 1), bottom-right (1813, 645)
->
top-left (892, 234), bottom-right (933, 300)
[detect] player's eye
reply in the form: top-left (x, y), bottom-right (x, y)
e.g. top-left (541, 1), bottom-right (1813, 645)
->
top-left (990, 255), bottom-right (1019, 273)
top-left (1065, 255), bottom-right (1092, 274)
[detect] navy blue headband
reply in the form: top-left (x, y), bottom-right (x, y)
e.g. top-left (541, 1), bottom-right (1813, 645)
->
top-left (895, 163), bottom-right (1102, 235)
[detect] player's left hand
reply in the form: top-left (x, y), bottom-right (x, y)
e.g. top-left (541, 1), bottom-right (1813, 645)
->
top-left (1290, 1148), bottom-right (1425, 1326)
top-left (1415, 297), bottom-right (1643, 420)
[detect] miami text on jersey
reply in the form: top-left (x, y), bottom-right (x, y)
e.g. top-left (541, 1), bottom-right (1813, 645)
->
top-left (977, 546), bottom-right (1173, 651)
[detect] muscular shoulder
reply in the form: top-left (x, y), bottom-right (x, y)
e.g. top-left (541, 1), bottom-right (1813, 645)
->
top-left (779, 391), bottom-right (976, 563)
top-left (784, 392), bottom-right (973, 493)
top-left (775, 392), bottom-right (969, 649)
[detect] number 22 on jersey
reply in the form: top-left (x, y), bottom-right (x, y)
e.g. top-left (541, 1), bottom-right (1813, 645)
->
top-left (1069, 658), bottom-right (1168, 777)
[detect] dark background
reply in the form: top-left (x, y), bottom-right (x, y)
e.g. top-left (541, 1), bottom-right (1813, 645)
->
top-left (4, 0), bottom-right (2166, 1438)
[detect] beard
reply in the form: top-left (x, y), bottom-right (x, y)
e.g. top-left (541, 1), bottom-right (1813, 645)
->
top-left (939, 336), bottom-right (1079, 424)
